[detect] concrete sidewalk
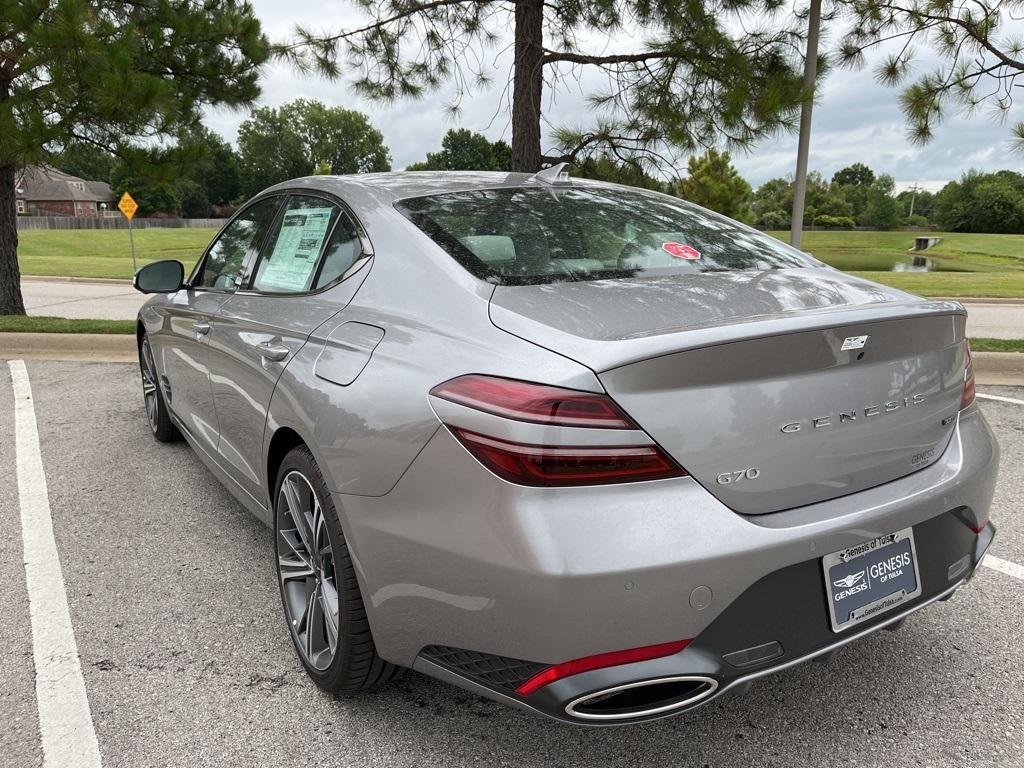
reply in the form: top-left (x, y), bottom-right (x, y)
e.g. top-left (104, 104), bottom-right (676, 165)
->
top-left (19, 278), bottom-right (1024, 338)
top-left (22, 277), bottom-right (147, 320)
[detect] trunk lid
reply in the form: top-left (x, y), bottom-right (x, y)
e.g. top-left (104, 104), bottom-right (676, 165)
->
top-left (489, 269), bottom-right (968, 514)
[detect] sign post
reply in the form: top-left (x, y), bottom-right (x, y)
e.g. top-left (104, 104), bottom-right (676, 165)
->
top-left (117, 192), bottom-right (139, 272)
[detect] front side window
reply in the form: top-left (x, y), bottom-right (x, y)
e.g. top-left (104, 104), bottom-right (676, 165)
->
top-left (395, 186), bottom-right (821, 286)
top-left (252, 196), bottom-right (341, 293)
top-left (195, 197), bottom-right (279, 290)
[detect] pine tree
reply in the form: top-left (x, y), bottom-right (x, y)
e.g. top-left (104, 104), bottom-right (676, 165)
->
top-left (0, 0), bottom-right (270, 314)
top-left (287, 1), bottom-right (808, 174)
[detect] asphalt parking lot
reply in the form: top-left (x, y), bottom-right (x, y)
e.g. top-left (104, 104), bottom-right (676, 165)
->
top-left (2, 360), bottom-right (1022, 768)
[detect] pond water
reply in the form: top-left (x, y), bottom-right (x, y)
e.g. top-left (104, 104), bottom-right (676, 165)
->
top-left (892, 255), bottom-right (935, 272)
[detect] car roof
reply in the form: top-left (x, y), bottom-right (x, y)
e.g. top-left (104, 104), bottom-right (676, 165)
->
top-left (261, 170), bottom-right (623, 207)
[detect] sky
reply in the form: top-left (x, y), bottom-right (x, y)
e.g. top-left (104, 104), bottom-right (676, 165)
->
top-left (202, 1), bottom-right (1023, 192)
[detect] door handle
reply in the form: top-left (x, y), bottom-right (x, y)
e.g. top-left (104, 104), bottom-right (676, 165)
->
top-left (192, 320), bottom-right (211, 337)
top-left (257, 341), bottom-right (290, 362)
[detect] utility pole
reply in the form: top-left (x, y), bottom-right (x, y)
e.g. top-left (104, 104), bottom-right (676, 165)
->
top-left (907, 183), bottom-right (920, 217)
top-left (789, 0), bottom-right (822, 250)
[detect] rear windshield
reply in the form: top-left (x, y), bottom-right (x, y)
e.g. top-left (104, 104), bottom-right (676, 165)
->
top-left (395, 186), bottom-right (820, 285)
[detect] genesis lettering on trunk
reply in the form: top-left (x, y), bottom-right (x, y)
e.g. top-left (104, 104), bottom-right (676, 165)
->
top-left (780, 394), bottom-right (926, 434)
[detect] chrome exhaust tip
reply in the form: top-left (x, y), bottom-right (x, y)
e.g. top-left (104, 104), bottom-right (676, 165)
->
top-left (564, 675), bottom-right (719, 722)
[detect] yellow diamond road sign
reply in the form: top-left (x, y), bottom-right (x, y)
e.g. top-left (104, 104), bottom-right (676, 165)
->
top-left (118, 192), bottom-right (138, 220)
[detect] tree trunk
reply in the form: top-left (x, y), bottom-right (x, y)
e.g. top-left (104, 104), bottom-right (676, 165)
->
top-left (0, 164), bottom-right (25, 315)
top-left (511, 0), bottom-right (544, 172)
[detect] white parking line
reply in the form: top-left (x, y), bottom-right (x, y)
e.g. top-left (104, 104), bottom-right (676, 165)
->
top-left (977, 393), bottom-right (1024, 406)
top-left (983, 555), bottom-right (1024, 582)
top-left (9, 360), bottom-right (102, 768)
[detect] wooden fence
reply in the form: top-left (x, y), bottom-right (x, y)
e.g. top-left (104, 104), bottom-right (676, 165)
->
top-left (16, 216), bottom-right (223, 231)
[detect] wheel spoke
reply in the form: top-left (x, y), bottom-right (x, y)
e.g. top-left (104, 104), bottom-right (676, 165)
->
top-left (282, 477), bottom-right (315, 558)
top-left (278, 553), bottom-right (315, 582)
top-left (319, 581), bottom-right (339, 654)
top-left (304, 584), bottom-right (323, 661)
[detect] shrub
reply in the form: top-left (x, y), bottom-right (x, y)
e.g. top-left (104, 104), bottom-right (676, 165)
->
top-left (814, 214), bottom-right (856, 229)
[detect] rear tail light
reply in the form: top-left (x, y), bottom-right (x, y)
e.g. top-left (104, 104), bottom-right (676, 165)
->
top-left (449, 429), bottom-right (682, 487)
top-left (430, 374), bottom-right (633, 428)
top-left (516, 639), bottom-right (691, 696)
top-left (961, 342), bottom-right (976, 410)
top-left (430, 375), bottom-right (686, 487)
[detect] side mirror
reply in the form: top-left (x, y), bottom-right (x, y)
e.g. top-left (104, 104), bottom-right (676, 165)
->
top-left (134, 260), bottom-right (184, 294)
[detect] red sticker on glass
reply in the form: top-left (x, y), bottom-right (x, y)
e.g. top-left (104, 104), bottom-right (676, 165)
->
top-left (662, 242), bottom-right (701, 260)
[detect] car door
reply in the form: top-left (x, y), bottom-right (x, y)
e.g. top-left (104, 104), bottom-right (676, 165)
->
top-left (155, 196), bottom-right (282, 456)
top-left (206, 193), bottom-right (371, 503)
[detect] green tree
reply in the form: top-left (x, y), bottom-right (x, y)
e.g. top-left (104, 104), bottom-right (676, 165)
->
top-left (895, 188), bottom-right (935, 222)
top-left (676, 149), bottom-right (753, 221)
top-left (406, 129), bottom-right (512, 171)
top-left (752, 177), bottom-right (794, 228)
top-left (831, 162), bottom-right (876, 222)
top-left (0, 0), bottom-right (269, 314)
top-left (237, 100), bottom-right (391, 198)
top-left (831, 162), bottom-right (875, 188)
top-left (861, 176), bottom-right (901, 230)
top-left (934, 171), bottom-right (1024, 234)
top-left (573, 154), bottom-right (669, 192)
top-left (288, 1), bottom-right (807, 173)
top-left (110, 160), bottom-right (185, 217)
top-left (178, 125), bottom-right (241, 209)
top-left (53, 142), bottom-right (116, 183)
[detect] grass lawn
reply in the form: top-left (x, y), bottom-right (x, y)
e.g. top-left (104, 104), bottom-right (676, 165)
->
top-left (970, 337), bottom-right (1024, 353)
top-left (0, 315), bottom-right (135, 334)
top-left (14, 226), bottom-right (1024, 298)
top-left (18, 227), bottom-right (214, 279)
top-left (763, 230), bottom-right (1024, 297)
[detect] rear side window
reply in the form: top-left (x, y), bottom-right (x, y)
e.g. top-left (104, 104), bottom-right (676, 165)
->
top-left (395, 186), bottom-right (820, 285)
top-left (314, 214), bottom-right (363, 289)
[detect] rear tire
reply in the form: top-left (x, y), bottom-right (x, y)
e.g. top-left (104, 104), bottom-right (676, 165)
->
top-left (273, 445), bottom-right (400, 694)
top-left (139, 334), bottom-right (180, 443)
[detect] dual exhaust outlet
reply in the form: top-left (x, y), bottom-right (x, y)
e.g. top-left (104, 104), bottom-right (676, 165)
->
top-left (563, 675), bottom-right (719, 722)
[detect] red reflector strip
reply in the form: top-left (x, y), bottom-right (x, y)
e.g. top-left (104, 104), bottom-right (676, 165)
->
top-left (961, 342), bottom-right (976, 410)
top-left (430, 374), bottom-right (634, 429)
top-left (516, 640), bottom-right (692, 697)
top-left (450, 428), bottom-right (686, 487)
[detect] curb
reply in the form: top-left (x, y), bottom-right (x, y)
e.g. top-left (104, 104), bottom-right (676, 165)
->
top-left (0, 333), bottom-right (136, 363)
top-left (972, 351), bottom-right (1024, 386)
top-left (22, 275), bottom-right (134, 286)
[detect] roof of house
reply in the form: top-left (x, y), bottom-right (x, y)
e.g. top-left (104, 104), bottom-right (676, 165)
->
top-left (16, 166), bottom-right (115, 203)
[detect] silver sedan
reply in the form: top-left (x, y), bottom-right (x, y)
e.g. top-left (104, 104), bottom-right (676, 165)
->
top-left (134, 168), bottom-right (998, 725)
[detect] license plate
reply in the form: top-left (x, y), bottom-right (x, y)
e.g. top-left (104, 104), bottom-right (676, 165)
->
top-left (822, 527), bottom-right (922, 633)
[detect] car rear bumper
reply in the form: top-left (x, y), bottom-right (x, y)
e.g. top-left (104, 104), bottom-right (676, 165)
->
top-left (333, 406), bottom-right (999, 722)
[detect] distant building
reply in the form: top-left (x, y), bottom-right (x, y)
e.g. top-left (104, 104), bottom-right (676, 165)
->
top-left (15, 166), bottom-right (117, 217)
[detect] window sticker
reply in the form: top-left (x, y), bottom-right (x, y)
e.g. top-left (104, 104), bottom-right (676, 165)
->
top-left (258, 207), bottom-right (335, 291)
top-left (662, 241), bottom-right (701, 260)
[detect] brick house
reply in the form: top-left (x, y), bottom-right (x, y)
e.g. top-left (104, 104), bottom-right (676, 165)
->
top-left (15, 166), bottom-right (117, 217)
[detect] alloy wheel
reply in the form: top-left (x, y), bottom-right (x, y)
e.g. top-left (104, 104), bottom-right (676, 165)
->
top-left (140, 338), bottom-right (160, 433)
top-left (276, 470), bottom-right (340, 671)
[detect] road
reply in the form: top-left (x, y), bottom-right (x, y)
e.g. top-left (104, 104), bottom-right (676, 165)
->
top-left (1, 360), bottom-right (1022, 767)
top-left (19, 278), bottom-right (1024, 338)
